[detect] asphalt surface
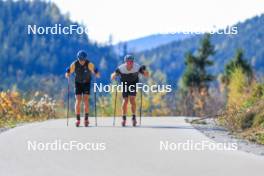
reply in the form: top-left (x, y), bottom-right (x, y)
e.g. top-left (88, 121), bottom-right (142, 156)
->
top-left (0, 117), bottom-right (263, 176)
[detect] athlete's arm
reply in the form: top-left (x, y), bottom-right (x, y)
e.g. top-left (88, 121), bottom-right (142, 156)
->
top-left (139, 65), bottom-right (149, 77)
top-left (111, 68), bottom-right (121, 81)
top-left (65, 62), bottom-right (75, 78)
top-left (88, 62), bottom-right (100, 78)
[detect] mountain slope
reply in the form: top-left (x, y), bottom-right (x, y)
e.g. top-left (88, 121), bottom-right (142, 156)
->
top-left (115, 33), bottom-right (192, 53)
top-left (0, 0), bottom-right (117, 92)
top-left (1, 0), bottom-right (263, 93)
top-left (138, 14), bottom-right (264, 84)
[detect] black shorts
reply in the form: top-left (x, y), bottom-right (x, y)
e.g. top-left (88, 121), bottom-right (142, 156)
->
top-left (75, 82), bottom-right (91, 95)
top-left (122, 83), bottom-right (137, 98)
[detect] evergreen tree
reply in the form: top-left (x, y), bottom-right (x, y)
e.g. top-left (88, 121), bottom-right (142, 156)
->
top-left (222, 48), bottom-right (253, 85)
top-left (182, 34), bottom-right (215, 92)
top-left (179, 34), bottom-right (215, 116)
top-left (0, 0), bottom-right (118, 92)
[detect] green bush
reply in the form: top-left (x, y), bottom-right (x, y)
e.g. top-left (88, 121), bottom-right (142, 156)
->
top-left (239, 112), bottom-right (255, 130)
top-left (256, 133), bottom-right (264, 145)
top-left (252, 83), bottom-right (264, 98)
top-left (261, 122), bottom-right (264, 129)
top-left (253, 112), bottom-right (264, 127)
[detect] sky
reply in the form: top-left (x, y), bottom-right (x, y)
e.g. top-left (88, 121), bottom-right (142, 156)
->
top-left (51, 0), bottom-right (264, 43)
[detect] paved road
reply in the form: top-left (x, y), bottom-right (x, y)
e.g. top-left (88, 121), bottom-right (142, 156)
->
top-left (0, 117), bottom-right (263, 176)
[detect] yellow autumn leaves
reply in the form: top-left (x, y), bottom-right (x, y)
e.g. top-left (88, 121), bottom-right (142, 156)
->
top-left (0, 91), bottom-right (57, 127)
top-left (220, 67), bottom-right (264, 131)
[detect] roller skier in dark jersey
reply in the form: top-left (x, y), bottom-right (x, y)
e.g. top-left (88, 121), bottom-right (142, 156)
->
top-left (65, 50), bottom-right (100, 127)
top-left (111, 54), bottom-right (149, 127)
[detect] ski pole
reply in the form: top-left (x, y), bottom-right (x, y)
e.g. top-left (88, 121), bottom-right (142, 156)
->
top-left (67, 77), bottom-right (70, 127)
top-left (94, 78), bottom-right (97, 127)
top-left (139, 87), bottom-right (143, 126)
top-left (113, 84), bottom-right (118, 126)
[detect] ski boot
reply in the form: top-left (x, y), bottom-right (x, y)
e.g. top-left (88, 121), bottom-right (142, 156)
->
top-left (84, 119), bottom-right (89, 127)
top-left (75, 120), bottom-right (80, 127)
top-left (121, 120), bottom-right (126, 127)
top-left (132, 118), bottom-right (137, 127)
top-left (121, 115), bottom-right (127, 127)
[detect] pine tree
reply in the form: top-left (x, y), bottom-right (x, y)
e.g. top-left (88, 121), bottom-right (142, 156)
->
top-left (222, 48), bottom-right (253, 85)
top-left (179, 34), bottom-right (215, 116)
top-left (182, 34), bottom-right (215, 92)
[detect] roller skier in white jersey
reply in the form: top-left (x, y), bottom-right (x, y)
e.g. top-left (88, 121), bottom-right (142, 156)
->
top-left (111, 55), bottom-right (149, 127)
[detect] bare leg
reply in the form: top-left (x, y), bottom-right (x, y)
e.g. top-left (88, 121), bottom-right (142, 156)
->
top-left (129, 96), bottom-right (136, 115)
top-left (122, 97), bottom-right (129, 116)
top-left (83, 94), bottom-right (90, 126)
top-left (83, 94), bottom-right (89, 115)
top-left (75, 95), bottom-right (82, 119)
top-left (121, 97), bottom-right (129, 126)
top-left (129, 96), bottom-right (137, 126)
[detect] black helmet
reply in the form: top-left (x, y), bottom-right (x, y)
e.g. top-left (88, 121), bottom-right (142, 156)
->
top-left (77, 50), bottom-right (87, 60)
top-left (124, 54), bottom-right (135, 62)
